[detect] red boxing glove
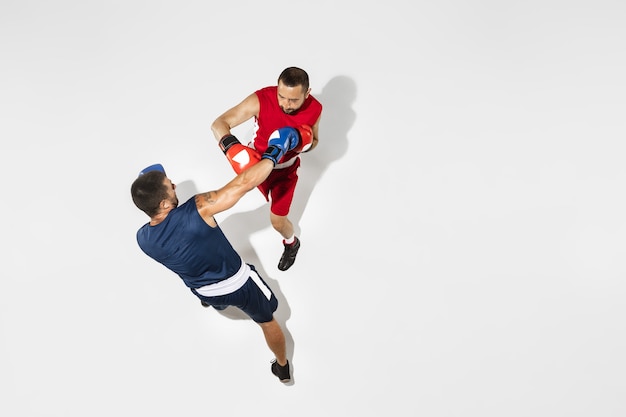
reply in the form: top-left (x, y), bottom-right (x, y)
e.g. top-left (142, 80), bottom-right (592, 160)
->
top-left (219, 134), bottom-right (262, 174)
top-left (293, 124), bottom-right (313, 153)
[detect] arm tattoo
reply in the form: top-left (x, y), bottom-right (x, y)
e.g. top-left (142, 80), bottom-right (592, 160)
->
top-left (197, 191), bottom-right (217, 208)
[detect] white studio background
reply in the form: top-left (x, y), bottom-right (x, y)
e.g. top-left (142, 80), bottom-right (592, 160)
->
top-left (1, 1), bottom-right (625, 416)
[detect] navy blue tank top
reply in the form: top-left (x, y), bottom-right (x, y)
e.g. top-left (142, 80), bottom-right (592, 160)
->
top-left (136, 197), bottom-right (242, 288)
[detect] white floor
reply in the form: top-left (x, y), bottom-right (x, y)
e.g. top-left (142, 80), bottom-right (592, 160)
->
top-left (2, 1), bottom-right (626, 416)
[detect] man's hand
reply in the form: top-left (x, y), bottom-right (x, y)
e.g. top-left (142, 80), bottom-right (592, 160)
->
top-left (219, 134), bottom-right (263, 174)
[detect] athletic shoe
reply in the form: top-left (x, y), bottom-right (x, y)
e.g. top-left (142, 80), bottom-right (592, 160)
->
top-left (271, 359), bottom-right (291, 382)
top-left (278, 237), bottom-right (300, 271)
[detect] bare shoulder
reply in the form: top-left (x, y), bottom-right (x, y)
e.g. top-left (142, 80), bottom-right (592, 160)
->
top-left (240, 91), bottom-right (260, 113)
top-left (217, 92), bottom-right (260, 128)
top-left (195, 191), bottom-right (217, 208)
top-left (195, 192), bottom-right (219, 227)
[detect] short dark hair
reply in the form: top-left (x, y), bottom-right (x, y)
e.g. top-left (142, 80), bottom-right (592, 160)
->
top-left (278, 67), bottom-right (309, 91)
top-left (131, 171), bottom-right (168, 217)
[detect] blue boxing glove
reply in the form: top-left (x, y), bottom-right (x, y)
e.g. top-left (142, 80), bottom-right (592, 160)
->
top-left (261, 127), bottom-right (300, 165)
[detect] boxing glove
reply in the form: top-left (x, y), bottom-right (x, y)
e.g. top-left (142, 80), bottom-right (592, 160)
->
top-left (261, 127), bottom-right (301, 165)
top-left (293, 124), bottom-right (313, 153)
top-left (219, 134), bottom-right (262, 174)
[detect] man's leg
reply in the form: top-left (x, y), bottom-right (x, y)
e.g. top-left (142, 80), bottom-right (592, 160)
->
top-left (258, 318), bottom-right (287, 365)
top-left (270, 212), bottom-right (294, 240)
top-left (271, 213), bottom-right (300, 271)
top-left (259, 318), bottom-right (291, 382)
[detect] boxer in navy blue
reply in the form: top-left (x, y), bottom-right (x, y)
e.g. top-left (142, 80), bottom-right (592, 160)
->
top-left (130, 127), bottom-right (306, 383)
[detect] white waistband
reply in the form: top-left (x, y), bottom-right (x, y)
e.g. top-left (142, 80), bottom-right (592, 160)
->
top-left (273, 156), bottom-right (298, 169)
top-left (195, 261), bottom-right (250, 297)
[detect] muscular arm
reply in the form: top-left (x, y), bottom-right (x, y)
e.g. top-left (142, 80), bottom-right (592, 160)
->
top-left (308, 114), bottom-right (322, 152)
top-left (211, 93), bottom-right (260, 141)
top-left (195, 158), bottom-right (274, 224)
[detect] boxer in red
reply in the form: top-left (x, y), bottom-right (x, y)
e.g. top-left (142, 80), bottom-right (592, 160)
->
top-left (212, 67), bottom-right (323, 271)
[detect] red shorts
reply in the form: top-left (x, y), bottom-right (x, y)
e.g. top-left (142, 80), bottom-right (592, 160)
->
top-left (257, 157), bottom-right (300, 216)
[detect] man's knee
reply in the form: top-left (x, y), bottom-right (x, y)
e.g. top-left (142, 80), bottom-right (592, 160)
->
top-left (270, 213), bottom-right (289, 228)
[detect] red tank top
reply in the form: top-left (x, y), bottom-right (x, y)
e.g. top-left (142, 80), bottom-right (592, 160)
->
top-left (253, 86), bottom-right (322, 158)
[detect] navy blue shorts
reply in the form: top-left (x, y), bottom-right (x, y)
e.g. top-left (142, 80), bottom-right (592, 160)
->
top-left (191, 264), bottom-right (278, 323)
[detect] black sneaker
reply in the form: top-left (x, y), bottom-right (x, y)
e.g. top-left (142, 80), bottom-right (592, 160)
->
top-left (271, 359), bottom-right (291, 382)
top-left (278, 237), bottom-right (300, 271)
